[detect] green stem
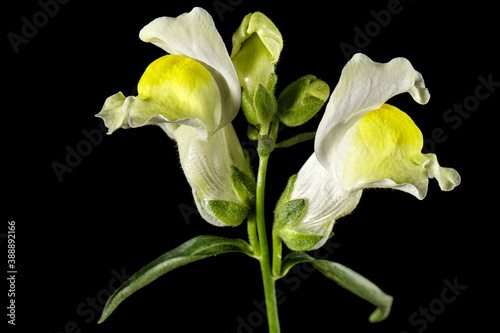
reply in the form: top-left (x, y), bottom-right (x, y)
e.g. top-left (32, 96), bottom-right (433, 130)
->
top-left (256, 154), bottom-right (280, 333)
top-left (247, 212), bottom-right (261, 257)
top-left (272, 228), bottom-right (282, 278)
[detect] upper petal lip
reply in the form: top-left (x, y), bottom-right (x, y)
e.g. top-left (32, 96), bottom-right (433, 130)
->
top-left (315, 53), bottom-right (430, 177)
top-left (139, 7), bottom-right (241, 134)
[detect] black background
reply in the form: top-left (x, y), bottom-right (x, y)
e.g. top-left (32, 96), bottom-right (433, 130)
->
top-left (4, 0), bottom-right (498, 332)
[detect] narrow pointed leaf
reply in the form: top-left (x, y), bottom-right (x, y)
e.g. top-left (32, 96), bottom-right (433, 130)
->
top-left (275, 132), bottom-right (316, 149)
top-left (279, 252), bottom-right (393, 323)
top-left (313, 261), bottom-right (393, 323)
top-left (278, 251), bottom-right (315, 278)
top-left (99, 235), bottom-right (254, 323)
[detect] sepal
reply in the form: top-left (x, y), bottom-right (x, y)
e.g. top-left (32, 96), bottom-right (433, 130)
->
top-left (267, 73), bottom-right (278, 94)
top-left (274, 199), bottom-right (305, 229)
top-left (208, 200), bottom-right (250, 226)
top-left (276, 174), bottom-right (297, 206)
top-left (231, 166), bottom-right (256, 206)
top-left (241, 88), bottom-right (259, 125)
top-left (254, 84), bottom-right (278, 124)
top-left (274, 175), bottom-right (324, 251)
top-left (276, 231), bottom-right (323, 252)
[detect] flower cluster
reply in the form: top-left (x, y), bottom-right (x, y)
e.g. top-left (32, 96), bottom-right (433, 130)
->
top-left (97, 7), bottom-right (460, 251)
top-left (95, 7), bottom-right (462, 330)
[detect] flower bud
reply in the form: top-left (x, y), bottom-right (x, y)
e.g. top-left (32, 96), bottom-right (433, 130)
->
top-left (277, 75), bottom-right (330, 127)
top-left (231, 12), bottom-right (283, 124)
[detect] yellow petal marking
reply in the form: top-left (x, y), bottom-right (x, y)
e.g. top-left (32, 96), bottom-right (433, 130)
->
top-left (341, 104), bottom-right (424, 187)
top-left (137, 54), bottom-right (219, 124)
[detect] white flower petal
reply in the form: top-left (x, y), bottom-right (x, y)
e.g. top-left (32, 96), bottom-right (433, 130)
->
top-left (95, 92), bottom-right (127, 134)
top-left (139, 7), bottom-right (241, 132)
top-left (333, 104), bottom-right (460, 200)
top-left (421, 153), bottom-right (461, 192)
top-left (315, 53), bottom-right (430, 177)
top-left (286, 154), bottom-right (362, 250)
top-left (171, 123), bottom-right (251, 227)
top-left (126, 95), bottom-right (209, 140)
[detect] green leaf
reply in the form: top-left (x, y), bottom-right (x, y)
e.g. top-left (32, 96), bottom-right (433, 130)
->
top-left (231, 166), bottom-right (256, 206)
top-left (279, 252), bottom-right (393, 323)
top-left (208, 200), bottom-right (250, 226)
top-left (254, 84), bottom-right (277, 124)
top-left (314, 261), bottom-right (393, 323)
top-left (99, 236), bottom-right (255, 323)
top-left (275, 132), bottom-right (316, 149)
top-left (279, 251), bottom-right (316, 278)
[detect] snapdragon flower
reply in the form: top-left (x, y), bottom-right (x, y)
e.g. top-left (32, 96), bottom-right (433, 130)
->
top-left (96, 8), bottom-right (253, 227)
top-left (275, 54), bottom-right (461, 251)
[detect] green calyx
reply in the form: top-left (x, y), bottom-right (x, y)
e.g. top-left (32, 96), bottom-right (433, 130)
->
top-left (273, 174), bottom-right (324, 252)
top-left (241, 74), bottom-right (278, 126)
top-left (208, 200), bottom-right (250, 226)
top-left (231, 165), bottom-right (256, 206)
